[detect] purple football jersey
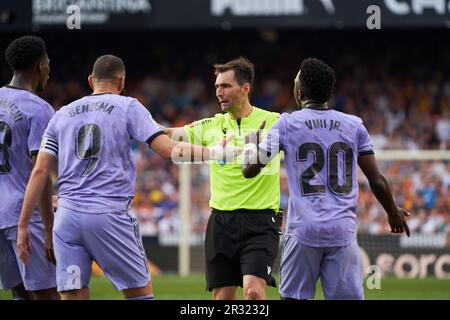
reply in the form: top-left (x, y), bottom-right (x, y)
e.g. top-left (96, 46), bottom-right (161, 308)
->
top-left (0, 86), bottom-right (54, 228)
top-left (40, 94), bottom-right (162, 213)
top-left (261, 108), bottom-right (373, 247)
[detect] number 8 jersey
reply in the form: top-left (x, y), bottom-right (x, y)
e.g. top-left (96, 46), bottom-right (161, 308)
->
top-left (40, 93), bottom-right (163, 214)
top-left (0, 86), bottom-right (54, 229)
top-left (260, 108), bottom-right (374, 247)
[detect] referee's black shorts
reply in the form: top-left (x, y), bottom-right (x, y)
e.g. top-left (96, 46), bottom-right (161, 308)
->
top-left (205, 208), bottom-right (280, 291)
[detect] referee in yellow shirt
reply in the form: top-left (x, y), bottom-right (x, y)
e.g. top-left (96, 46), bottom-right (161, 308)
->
top-left (165, 57), bottom-right (281, 300)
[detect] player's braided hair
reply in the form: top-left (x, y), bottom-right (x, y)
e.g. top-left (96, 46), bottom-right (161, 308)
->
top-left (5, 36), bottom-right (47, 72)
top-left (299, 58), bottom-right (335, 103)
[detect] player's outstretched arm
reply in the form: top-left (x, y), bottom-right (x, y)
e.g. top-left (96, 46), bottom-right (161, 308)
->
top-left (148, 133), bottom-right (204, 161)
top-left (162, 126), bottom-right (189, 142)
top-left (17, 152), bottom-right (56, 265)
top-left (149, 133), bottom-right (241, 163)
top-left (148, 134), bottom-right (178, 159)
top-left (358, 154), bottom-right (411, 237)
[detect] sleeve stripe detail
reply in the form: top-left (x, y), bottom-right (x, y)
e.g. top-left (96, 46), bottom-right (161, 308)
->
top-left (44, 145), bottom-right (58, 154)
top-left (146, 130), bottom-right (165, 145)
top-left (45, 140), bottom-right (58, 149)
top-left (359, 150), bottom-right (375, 156)
top-left (46, 144), bottom-right (58, 151)
top-left (40, 137), bottom-right (59, 155)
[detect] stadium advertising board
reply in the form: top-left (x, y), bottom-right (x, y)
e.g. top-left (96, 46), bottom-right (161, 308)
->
top-left (209, 0), bottom-right (450, 28)
top-left (13, 0), bottom-right (450, 30)
top-left (31, 0), bottom-right (153, 30)
top-left (144, 234), bottom-right (450, 279)
top-left (358, 234), bottom-right (450, 279)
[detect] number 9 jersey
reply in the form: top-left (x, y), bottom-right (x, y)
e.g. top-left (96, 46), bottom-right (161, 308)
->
top-left (260, 108), bottom-right (374, 247)
top-left (40, 93), bottom-right (163, 214)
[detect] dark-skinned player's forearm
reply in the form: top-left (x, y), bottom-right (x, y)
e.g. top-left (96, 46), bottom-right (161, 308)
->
top-left (368, 173), bottom-right (398, 216)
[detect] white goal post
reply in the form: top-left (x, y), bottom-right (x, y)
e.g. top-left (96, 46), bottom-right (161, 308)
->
top-left (375, 150), bottom-right (450, 160)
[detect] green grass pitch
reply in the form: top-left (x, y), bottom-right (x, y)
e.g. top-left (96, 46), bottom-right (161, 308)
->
top-left (1, 274), bottom-right (450, 300)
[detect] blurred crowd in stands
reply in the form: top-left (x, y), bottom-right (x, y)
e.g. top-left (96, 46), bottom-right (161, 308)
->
top-left (1, 30), bottom-right (449, 237)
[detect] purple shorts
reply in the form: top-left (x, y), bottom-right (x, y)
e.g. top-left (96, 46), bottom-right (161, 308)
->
top-left (53, 206), bottom-right (150, 292)
top-left (0, 223), bottom-right (57, 291)
top-left (280, 235), bottom-right (364, 300)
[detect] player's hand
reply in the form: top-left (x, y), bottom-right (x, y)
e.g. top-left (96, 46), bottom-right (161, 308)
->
top-left (243, 120), bottom-right (266, 165)
top-left (388, 207), bottom-right (411, 237)
top-left (244, 120), bottom-right (266, 145)
top-left (17, 226), bottom-right (32, 266)
top-left (208, 134), bottom-right (242, 162)
top-left (52, 195), bottom-right (58, 211)
top-left (44, 230), bottom-right (57, 265)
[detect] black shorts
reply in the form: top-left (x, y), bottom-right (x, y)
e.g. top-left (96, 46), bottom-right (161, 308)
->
top-left (205, 209), bottom-right (280, 291)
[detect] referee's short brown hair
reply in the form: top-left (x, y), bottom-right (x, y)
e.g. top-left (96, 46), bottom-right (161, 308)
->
top-left (214, 57), bottom-right (254, 94)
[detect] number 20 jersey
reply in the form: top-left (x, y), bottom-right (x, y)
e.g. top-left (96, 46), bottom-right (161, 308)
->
top-left (261, 108), bottom-right (374, 247)
top-left (40, 93), bottom-right (162, 214)
top-left (0, 86), bottom-right (54, 228)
